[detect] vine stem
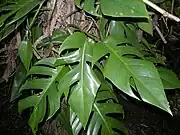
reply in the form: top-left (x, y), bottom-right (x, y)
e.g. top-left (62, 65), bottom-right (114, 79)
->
top-left (143, 0), bottom-right (180, 22)
top-left (29, 0), bottom-right (46, 29)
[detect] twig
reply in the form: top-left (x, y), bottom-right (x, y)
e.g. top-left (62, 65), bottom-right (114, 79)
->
top-left (153, 15), bottom-right (167, 44)
top-left (154, 25), bottom-right (167, 44)
top-left (143, 0), bottom-right (180, 22)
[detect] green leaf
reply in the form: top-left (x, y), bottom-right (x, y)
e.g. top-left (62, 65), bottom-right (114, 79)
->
top-left (0, 16), bottom-right (26, 42)
top-left (18, 40), bottom-right (33, 71)
top-left (70, 109), bottom-right (83, 135)
top-left (138, 18), bottom-right (153, 35)
top-left (10, 62), bottom-right (27, 102)
top-left (51, 29), bottom-right (69, 44)
top-left (19, 60), bottom-right (70, 133)
top-left (158, 67), bottom-right (180, 89)
top-left (0, 0), bottom-right (41, 41)
top-left (98, 17), bottom-right (108, 40)
top-left (93, 42), bottom-right (171, 114)
top-left (31, 24), bottom-right (43, 43)
top-left (7, 0), bottom-right (40, 26)
top-left (0, 0), bottom-right (40, 27)
top-left (55, 32), bottom-right (101, 127)
top-left (84, 0), bottom-right (99, 16)
top-left (104, 21), bottom-right (128, 46)
top-left (74, 0), bottom-right (100, 16)
top-left (124, 24), bottom-right (142, 49)
top-left (100, 0), bottom-right (149, 18)
top-left (87, 71), bottom-right (128, 135)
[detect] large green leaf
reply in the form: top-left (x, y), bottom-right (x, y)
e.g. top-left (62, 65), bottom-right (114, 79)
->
top-left (100, 0), bottom-right (149, 18)
top-left (55, 32), bottom-right (101, 127)
top-left (104, 21), bottom-right (128, 46)
top-left (158, 67), bottom-right (180, 89)
top-left (93, 42), bottom-right (171, 114)
top-left (68, 70), bottom-right (128, 135)
top-left (18, 59), bottom-right (69, 133)
top-left (87, 71), bottom-right (128, 135)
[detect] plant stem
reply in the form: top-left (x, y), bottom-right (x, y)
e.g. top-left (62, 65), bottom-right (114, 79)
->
top-left (29, 0), bottom-right (46, 29)
top-left (143, 0), bottom-right (180, 22)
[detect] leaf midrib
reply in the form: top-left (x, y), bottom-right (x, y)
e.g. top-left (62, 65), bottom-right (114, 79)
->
top-left (79, 41), bottom-right (86, 120)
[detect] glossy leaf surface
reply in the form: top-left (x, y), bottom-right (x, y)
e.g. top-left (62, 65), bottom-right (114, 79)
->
top-left (87, 71), bottom-right (128, 135)
top-left (93, 42), bottom-right (171, 114)
top-left (55, 32), bottom-right (101, 127)
top-left (100, 0), bottom-right (148, 18)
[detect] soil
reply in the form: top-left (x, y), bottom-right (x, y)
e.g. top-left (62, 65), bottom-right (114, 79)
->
top-left (123, 98), bottom-right (180, 135)
top-left (0, 80), bottom-right (32, 135)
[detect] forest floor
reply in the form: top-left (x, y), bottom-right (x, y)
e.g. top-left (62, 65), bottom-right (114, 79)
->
top-left (0, 80), bottom-right (180, 135)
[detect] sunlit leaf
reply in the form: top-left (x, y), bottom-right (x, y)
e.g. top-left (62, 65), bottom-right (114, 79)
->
top-left (93, 42), bottom-right (172, 114)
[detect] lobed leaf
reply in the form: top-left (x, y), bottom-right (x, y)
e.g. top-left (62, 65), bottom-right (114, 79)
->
top-left (87, 71), bottom-right (128, 135)
top-left (19, 60), bottom-right (70, 133)
top-left (56, 32), bottom-right (101, 127)
top-left (93, 42), bottom-right (172, 114)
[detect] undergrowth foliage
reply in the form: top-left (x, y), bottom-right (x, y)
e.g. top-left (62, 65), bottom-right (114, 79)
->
top-left (1, 0), bottom-right (180, 135)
